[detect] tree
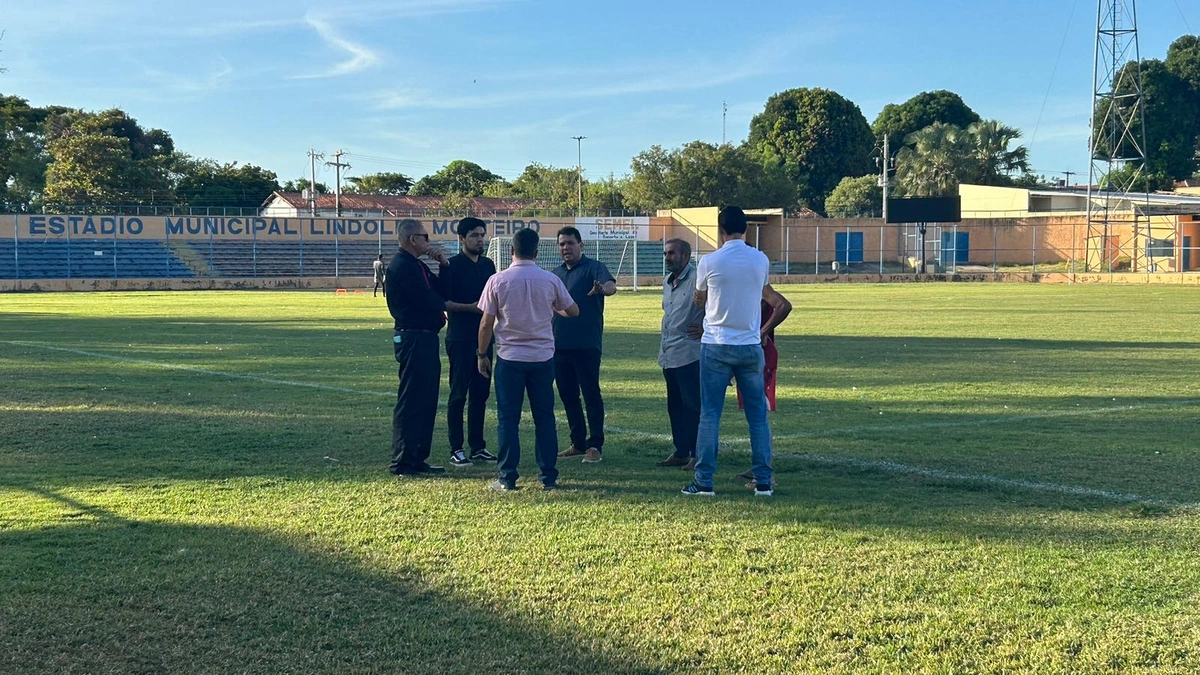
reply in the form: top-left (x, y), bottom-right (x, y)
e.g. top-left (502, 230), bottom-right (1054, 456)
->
top-left (872, 90), bottom-right (981, 154)
top-left (41, 108), bottom-right (174, 207)
top-left (1093, 59), bottom-right (1199, 183)
top-left (746, 88), bottom-right (874, 213)
top-left (343, 171), bottom-right (414, 195)
top-left (409, 160), bottom-right (506, 197)
top-left (281, 178), bottom-right (330, 193)
top-left (496, 163), bottom-right (581, 210)
top-left (961, 120), bottom-right (1029, 185)
top-left (825, 175), bottom-right (882, 218)
top-left (625, 141), bottom-right (796, 211)
top-left (1166, 34), bottom-right (1200, 92)
top-left (0, 95), bottom-right (50, 208)
top-left (894, 122), bottom-right (969, 197)
top-left (171, 155), bottom-right (279, 208)
top-left (43, 132), bottom-right (137, 206)
top-left (894, 120), bottom-right (1030, 196)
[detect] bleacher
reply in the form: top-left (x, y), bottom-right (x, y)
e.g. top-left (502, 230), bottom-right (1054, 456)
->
top-left (487, 239), bottom-right (667, 278)
top-left (180, 241), bottom-right (385, 278)
top-left (0, 240), bottom-right (194, 279)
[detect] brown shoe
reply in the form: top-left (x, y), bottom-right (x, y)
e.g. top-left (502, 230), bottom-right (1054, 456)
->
top-left (736, 469), bottom-right (754, 481)
top-left (582, 447), bottom-right (603, 463)
top-left (682, 458), bottom-right (695, 471)
top-left (656, 454), bottom-right (689, 467)
top-left (558, 445), bottom-right (586, 458)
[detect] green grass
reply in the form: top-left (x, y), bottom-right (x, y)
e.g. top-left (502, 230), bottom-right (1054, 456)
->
top-left (2, 285), bottom-right (1200, 673)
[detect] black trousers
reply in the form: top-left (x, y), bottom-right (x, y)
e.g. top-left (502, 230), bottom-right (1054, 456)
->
top-left (374, 279), bottom-right (386, 297)
top-left (554, 348), bottom-right (605, 451)
top-left (446, 339), bottom-right (491, 453)
top-left (663, 360), bottom-right (701, 459)
top-left (391, 330), bottom-right (441, 472)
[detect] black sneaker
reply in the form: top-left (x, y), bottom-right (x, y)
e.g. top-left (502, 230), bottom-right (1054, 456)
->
top-left (417, 464), bottom-right (446, 475)
top-left (681, 482), bottom-right (715, 496)
top-left (487, 480), bottom-right (517, 491)
top-left (542, 482), bottom-right (558, 491)
top-left (754, 484), bottom-right (774, 497)
top-left (470, 449), bottom-right (498, 462)
top-left (449, 450), bottom-right (473, 467)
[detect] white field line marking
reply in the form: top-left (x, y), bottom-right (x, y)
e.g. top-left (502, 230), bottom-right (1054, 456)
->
top-left (4, 341), bottom-right (389, 397)
top-left (7, 340), bottom-right (1198, 509)
top-left (611, 396), bottom-right (1200, 445)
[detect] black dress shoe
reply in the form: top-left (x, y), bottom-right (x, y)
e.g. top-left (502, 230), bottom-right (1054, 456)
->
top-left (418, 464), bottom-right (446, 475)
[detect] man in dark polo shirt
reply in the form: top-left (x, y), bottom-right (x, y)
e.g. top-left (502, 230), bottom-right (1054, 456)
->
top-left (552, 226), bottom-right (616, 464)
top-left (385, 218), bottom-right (450, 477)
top-left (442, 217), bottom-right (499, 468)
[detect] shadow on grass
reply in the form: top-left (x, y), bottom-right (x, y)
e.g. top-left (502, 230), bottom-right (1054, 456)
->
top-left (0, 487), bottom-right (663, 675)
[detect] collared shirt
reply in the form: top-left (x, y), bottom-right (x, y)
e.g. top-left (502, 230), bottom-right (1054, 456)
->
top-left (444, 252), bottom-right (497, 342)
top-left (385, 249), bottom-right (447, 332)
top-left (552, 255), bottom-right (614, 351)
top-left (658, 262), bottom-right (704, 368)
top-left (695, 239), bottom-right (768, 346)
top-left (478, 259), bottom-right (575, 363)
top-left (373, 259), bottom-right (385, 281)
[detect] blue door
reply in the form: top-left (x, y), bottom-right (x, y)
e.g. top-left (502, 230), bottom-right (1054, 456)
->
top-left (834, 232), bottom-right (864, 263)
top-left (1184, 236), bottom-right (1192, 271)
top-left (941, 231), bottom-right (969, 264)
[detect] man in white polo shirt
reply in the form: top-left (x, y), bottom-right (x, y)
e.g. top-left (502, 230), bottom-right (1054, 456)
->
top-left (683, 206), bottom-right (786, 497)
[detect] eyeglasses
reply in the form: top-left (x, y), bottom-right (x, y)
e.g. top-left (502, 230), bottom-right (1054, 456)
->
top-left (411, 233), bottom-right (429, 241)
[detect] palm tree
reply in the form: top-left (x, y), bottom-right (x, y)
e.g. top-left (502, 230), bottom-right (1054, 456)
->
top-left (895, 122), bottom-right (968, 196)
top-left (964, 120), bottom-right (1029, 184)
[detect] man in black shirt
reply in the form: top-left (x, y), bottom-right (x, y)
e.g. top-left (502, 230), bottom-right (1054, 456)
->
top-left (442, 217), bottom-right (499, 467)
top-left (385, 218), bottom-right (450, 477)
top-left (552, 226), bottom-right (616, 464)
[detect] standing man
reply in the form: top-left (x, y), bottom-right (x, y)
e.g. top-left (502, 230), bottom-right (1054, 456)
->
top-left (443, 217), bottom-right (499, 468)
top-left (372, 254), bottom-right (386, 297)
top-left (386, 218), bottom-right (450, 477)
top-left (683, 206), bottom-right (787, 497)
top-left (477, 228), bottom-right (579, 490)
top-left (656, 238), bottom-right (704, 471)
top-left (552, 226), bottom-right (616, 464)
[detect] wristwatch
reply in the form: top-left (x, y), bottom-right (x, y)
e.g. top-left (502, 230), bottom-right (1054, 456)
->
top-left (476, 350), bottom-right (489, 358)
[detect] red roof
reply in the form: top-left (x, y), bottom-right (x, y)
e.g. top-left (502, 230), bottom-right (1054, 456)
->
top-left (263, 192), bottom-right (541, 214)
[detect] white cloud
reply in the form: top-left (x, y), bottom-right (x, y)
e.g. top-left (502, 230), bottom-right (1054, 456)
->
top-left (292, 14), bottom-right (383, 80)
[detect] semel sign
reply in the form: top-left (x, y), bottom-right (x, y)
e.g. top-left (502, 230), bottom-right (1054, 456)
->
top-left (573, 217), bottom-right (650, 241)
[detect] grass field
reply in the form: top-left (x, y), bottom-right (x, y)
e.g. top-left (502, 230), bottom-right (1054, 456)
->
top-left (3, 284), bottom-right (1200, 673)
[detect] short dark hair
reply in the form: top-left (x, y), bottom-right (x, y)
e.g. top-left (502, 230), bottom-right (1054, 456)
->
top-left (512, 228), bottom-right (539, 259)
top-left (718, 206), bottom-right (747, 235)
top-left (457, 217), bottom-right (487, 238)
top-left (556, 226), bottom-right (582, 243)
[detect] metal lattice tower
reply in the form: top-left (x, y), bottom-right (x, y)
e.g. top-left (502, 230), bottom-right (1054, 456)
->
top-left (1085, 0), bottom-right (1150, 272)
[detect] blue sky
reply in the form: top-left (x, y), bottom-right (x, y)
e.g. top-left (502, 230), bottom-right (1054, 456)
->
top-left (2, 0), bottom-right (1195, 190)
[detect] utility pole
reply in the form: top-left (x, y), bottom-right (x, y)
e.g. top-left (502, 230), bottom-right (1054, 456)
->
top-left (878, 134), bottom-right (892, 223)
top-left (1062, 170), bottom-right (1076, 187)
top-left (325, 150), bottom-right (350, 217)
top-left (571, 135), bottom-right (586, 215)
top-left (307, 149), bottom-right (324, 216)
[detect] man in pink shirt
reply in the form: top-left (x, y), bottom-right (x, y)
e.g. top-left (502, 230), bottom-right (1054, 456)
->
top-left (477, 228), bottom-right (579, 490)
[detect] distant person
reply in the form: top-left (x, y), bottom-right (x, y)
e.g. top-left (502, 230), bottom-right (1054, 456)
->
top-left (372, 254), bottom-right (386, 297)
top-left (656, 238), bottom-right (704, 471)
top-left (477, 228), bottom-right (579, 490)
top-left (552, 226), bottom-right (616, 464)
top-left (385, 219), bottom-right (450, 477)
top-left (683, 206), bottom-right (785, 497)
top-left (442, 217), bottom-right (499, 468)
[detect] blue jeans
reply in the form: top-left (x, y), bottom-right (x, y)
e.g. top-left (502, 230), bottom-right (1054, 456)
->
top-left (694, 343), bottom-right (773, 488)
top-left (493, 357), bottom-right (559, 487)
